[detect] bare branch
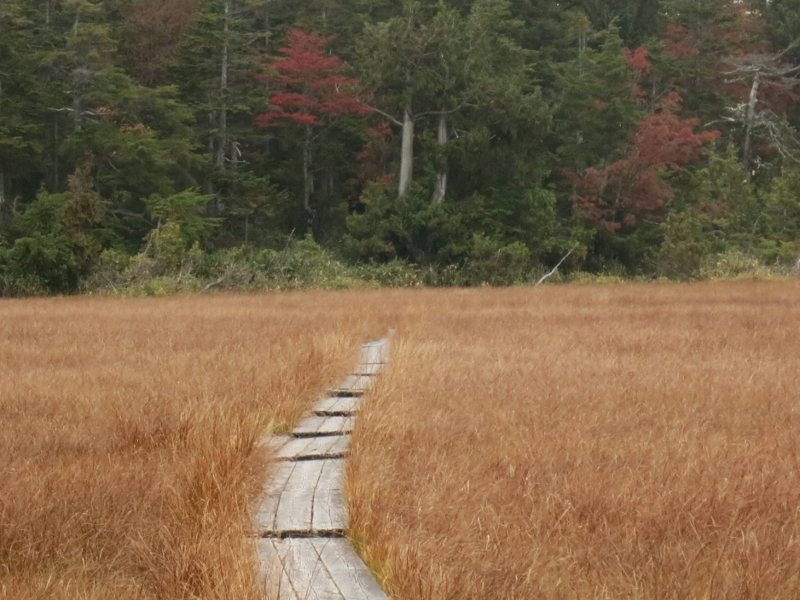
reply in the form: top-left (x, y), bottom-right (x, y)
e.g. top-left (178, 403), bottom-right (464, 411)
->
top-left (536, 245), bottom-right (579, 286)
top-left (201, 276), bottom-right (226, 293)
top-left (358, 102), bottom-right (402, 126)
top-left (416, 101), bottom-right (477, 119)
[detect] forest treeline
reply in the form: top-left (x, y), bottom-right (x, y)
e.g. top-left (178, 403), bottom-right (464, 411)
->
top-left (1, 0), bottom-right (800, 295)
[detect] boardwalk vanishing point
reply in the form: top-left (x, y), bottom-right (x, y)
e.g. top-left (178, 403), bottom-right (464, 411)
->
top-left (254, 339), bottom-right (391, 600)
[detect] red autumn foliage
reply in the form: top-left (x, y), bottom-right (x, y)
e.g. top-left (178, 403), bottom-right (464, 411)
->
top-left (663, 24), bottom-right (699, 60)
top-left (255, 30), bottom-right (371, 129)
top-left (566, 94), bottom-right (720, 232)
top-left (355, 122), bottom-right (395, 185)
top-left (624, 46), bottom-right (652, 74)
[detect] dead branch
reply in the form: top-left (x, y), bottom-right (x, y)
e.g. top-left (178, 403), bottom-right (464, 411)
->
top-left (536, 244), bottom-right (579, 286)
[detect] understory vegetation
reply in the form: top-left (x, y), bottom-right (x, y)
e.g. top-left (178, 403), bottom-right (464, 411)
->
top-left (349, 282), bottom-right (800, 600)
top-left (2, 0), bottom-right (800, 296)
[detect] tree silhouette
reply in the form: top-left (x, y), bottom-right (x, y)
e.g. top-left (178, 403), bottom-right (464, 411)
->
top-left (567, 93), bottom-right (720, 232)
top-left (256, 30), bottom-right (370, 232)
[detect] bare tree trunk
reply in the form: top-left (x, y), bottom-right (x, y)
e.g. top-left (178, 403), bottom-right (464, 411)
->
top-left (204, 109), bottom-right (215, 195)
top-left (432, 112), bottom-right (448, 204)
top-left (73, 93), bottom-right (82, 133)
top-left (45, 0), bottom-right (51, 25)
top-left (216, 0), bottom-right (230, 171)
top-left (398, 105), bottom-right (414, 198)
top-left (303, 124), bottom-right (315, 234)
top-left (230, 137), bottom-right (239, 169)
top-left (54, 116), bottom-right (60, 190)
top-left (743, 71), bottom-right (761, 174)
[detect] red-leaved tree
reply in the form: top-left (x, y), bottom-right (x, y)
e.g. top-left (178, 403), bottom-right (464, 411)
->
top-left (256, 30), bottom-right (370, 231)
top-left (566, 93), bottom-right (720, 232)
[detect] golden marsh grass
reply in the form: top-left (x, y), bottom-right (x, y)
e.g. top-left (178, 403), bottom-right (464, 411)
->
top-left (0, 293), bottom-right (383, 599)
top-left (350, 282), bottom-right (800, 600)
top-left (3, 282), bottom-right (799, 599)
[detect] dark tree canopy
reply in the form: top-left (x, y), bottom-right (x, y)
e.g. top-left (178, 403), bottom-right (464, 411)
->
top-left (1, 0), bottom-right (800, 293)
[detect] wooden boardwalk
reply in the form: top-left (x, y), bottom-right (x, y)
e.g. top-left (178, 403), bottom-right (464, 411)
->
top-left (255, 338), bottom-right (390, 599)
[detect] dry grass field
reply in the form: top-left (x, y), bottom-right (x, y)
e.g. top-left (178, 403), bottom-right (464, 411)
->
top-left (0, 293), bottom-right (385, 599)
top-left (349, 282), bottom-right (800, 600)
top-left (3, 282), bottom-right (799, 600)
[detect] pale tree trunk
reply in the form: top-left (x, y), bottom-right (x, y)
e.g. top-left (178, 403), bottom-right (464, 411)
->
top-left (204, 109), bottom-right (215, 194)
top-left (71, 11), bottom-right (86, 134)
top-left (73, 93), bottom-right (82, 133)
top-left (216, 0), bottom-right (230, 171)
top-left (398, 105), bottom-right (414, 198)
top-left (743, 71), bottom-right (761, 174)
top-left (432, 112), bottom-right (449, 204)
top-left (53, 116), bottom-right (60, 189)
top-left (230, 137), bottom-right (239, 169)
top-left (303, 124), bottom-right (315, 234)
top-left (45, 0), bottom-right (51, 25)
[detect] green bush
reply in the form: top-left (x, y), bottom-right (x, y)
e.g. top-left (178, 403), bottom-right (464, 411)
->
top-left (5, 234), bottom-right (81, 293)
top-left (0, 271), bottom-right (47, 297)
top-left (461, 235), bottom-right (533, 286)
top-left (699, 249), bottom-right (782, 280)
top-left (657, 212), bottom-right (712, 281)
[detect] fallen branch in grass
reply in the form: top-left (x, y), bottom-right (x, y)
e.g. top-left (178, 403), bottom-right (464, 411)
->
top-left (536, 244), bottom-right (579, 286)
top-left (201, 276), bottom-right (226, 294)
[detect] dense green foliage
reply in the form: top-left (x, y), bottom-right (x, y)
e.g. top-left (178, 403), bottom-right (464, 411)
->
top-left (1, 0), bottom-right (799, 294)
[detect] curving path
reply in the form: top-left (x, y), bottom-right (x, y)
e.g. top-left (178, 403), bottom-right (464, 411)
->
top-left (255, 340), bottom-right (391, 600)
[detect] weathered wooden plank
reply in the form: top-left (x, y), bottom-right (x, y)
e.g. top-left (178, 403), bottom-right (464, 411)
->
top-left (272, 539), bottom-right (345, 600)
top-left (258, 434), bottom-right (291, 452)
top-left (332, 376), bottom-right (372, 396)
top-left (313, 396), bottom-right (362, 416)
top-left (359, 339), bottom-right (390, 365)
top-left (351, 363), bottom-right (383, 376)
top-left (312, 539), bottom-right (390, 600)
top-left (274, 437), bottom-right (312, 460)
top-left (358, 348), bottom-right (384, 365)
top-left (258, 538), bottom-right (299, 600)
top-left (294, 416), bottom-right (354, 437)
top-left (254, 337), bottom-right (392, 599)
top-left (311, 459), bottom-right (348, 533)
top-left (276, 435), bottom-right (350, 461)
top-left (317, 416), bottom-right (355, 435)
top-left (273, 460), bottom-right (325, 534)
top-left (325, 435), bottom-right (351, 457)
top-left (254, 461), bottom-right (297, 534)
